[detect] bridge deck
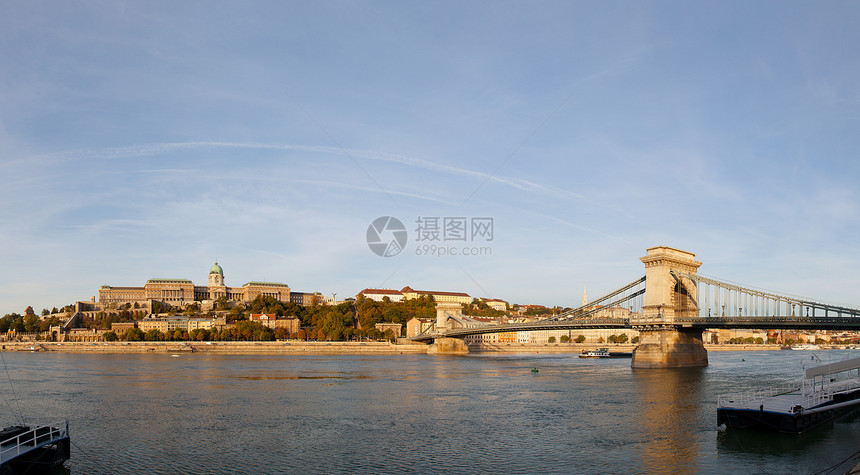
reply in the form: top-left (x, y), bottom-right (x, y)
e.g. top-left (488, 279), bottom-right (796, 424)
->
top-left (412, 316), bottom-right (860, 341)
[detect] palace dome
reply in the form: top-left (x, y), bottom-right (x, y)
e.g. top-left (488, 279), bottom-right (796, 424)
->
top-left (209, 262), bottom-right (223, 275)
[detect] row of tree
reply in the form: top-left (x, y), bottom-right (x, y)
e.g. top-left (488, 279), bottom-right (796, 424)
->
top-left (548, 334), bottom-right (637, 344)
top-left (0, 313), bottom-right (63, 333)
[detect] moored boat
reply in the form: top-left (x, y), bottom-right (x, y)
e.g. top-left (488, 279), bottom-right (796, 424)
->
top-left (791, 344), bottom-right (821, 351)
top-left (578, 348), bottom-right (632, 359)
top-left (718, 356), bottom-right (860, 434)
top-left (0, 418), bottom-right (70, 473)
top-left (579, 348), bottom-right (610, 358)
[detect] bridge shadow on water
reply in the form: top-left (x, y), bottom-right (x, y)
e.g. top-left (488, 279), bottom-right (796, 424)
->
top-left (632, 366), bottom-right (707, 473)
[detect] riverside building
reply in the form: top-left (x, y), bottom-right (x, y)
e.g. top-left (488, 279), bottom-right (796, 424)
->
top-left (98, 262), bottom-right (291, 308)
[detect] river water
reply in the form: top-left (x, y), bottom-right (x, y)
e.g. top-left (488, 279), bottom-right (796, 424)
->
top-left (2, 349), bottom-right (860, 474)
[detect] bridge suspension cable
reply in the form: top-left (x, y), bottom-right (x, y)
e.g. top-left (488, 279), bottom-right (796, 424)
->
top-left (544, 276), bottom-right (645, 323)
top-left (672, 271), bottom-right (860, 320)
top-left (546, 276), bottom-right (646, 322)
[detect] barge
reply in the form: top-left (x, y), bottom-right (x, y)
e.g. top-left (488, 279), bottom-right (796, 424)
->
top-left (718, 356), bottom-right (860, 434)
top-left (0, 419), bottom-right (70, 474)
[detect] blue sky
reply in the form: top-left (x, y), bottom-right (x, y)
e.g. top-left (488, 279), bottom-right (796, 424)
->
top-left (1, 1), bottom-right (859, 315)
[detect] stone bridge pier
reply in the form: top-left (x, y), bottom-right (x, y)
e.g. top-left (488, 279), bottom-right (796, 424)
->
top-left (631, 246), bottom-right (708, 368)
top-left (427, 302), bottom-right (469, 355)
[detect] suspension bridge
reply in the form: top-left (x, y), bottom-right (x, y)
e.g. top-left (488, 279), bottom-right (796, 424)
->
top-left (410, 246), bottom-right (860, 368)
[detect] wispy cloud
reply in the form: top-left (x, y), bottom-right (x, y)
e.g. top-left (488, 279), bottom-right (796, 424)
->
top-left (18, 141), bottom-right (596, 206)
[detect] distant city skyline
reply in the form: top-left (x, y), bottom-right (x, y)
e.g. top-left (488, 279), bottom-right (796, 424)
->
top-left (2, 2), bottom-right (859, 316)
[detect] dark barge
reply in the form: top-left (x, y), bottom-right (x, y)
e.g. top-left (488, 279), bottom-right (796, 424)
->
top-left (0, 420), bottom-right (70, 474)
top-left (718, 356), bottom-right (860, 434)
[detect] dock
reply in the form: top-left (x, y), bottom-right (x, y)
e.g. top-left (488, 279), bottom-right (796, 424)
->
top-left (718, 357), bottom-right (860, 433)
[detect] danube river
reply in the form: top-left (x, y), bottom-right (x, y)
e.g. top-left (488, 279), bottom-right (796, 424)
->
top-left (2, 349), bottom-right (860, 474)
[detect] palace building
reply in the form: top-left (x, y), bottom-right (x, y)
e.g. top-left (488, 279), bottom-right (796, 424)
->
top-left (98, 262), bottom-right (291, 306)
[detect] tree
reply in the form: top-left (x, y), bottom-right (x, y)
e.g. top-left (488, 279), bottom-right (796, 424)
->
top-left (608, 334), bottom-right (618, 344)
top-left (632, 336), bottom-right (640, 344)
top-left (227, 304), bottom-right (247, 323)
top-left (617, 333), bottom-right (628, 344)
top-left (22, 314), bottom-right (39, 333)
top-left (145, 329), bottom-right (163, 341)
top-left (574, 335), bottom-right (586, 343)
top-left (104, 331), bottom-right (118, 342)
top-left (548, 336), bottom-right (556, 343)
top-left (123, 327), bottom-right (144, 341)
top-left (560, 335), bottom-right (570, 343)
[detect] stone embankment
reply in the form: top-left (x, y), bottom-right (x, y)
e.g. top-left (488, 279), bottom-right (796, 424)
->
top-left (469, 343), bottom-right (638, 353)
top-left (0, 341), bottom-right (817, 354)
top-left (470, 343), bottom-right (790, 353)
top-left (0, 341), bottom-right (430, 354)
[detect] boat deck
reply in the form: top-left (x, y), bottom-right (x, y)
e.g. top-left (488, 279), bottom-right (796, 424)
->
top-left (0, 420), bottom-right (69, 469)
top-left (720, 377), bottom-right (860, 415)
top-left (718, 357), bottom-right (860, 433)
top-left (720, 388), bottom-right (804, 414)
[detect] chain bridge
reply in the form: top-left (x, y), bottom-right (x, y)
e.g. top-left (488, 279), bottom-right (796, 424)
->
top-left (411, 246), bottom-right (860, 368)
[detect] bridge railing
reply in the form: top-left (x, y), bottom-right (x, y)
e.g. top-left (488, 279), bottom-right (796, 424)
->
top-left (675, 316), bottom-right (860, 325)
top-left (0, 420), bottom-right (69, 464)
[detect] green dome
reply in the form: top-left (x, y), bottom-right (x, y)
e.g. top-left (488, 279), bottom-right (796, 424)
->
top-left (209, 262), bottom-right (223, 275)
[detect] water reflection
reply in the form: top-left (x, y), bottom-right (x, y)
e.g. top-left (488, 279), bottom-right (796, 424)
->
top-left (633, 367), bottom-right (706, 473)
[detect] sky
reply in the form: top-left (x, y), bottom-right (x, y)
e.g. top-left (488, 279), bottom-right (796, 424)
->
top-left (1, 1), bottom-right (859, 316)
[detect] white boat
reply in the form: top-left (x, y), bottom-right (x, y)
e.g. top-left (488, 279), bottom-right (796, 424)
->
top-left (579, 348), bottom-right (610, 358)
top-left (791, 344), bottom-right (821, 350)
top-left (718, 356), bottom-right (860, 433)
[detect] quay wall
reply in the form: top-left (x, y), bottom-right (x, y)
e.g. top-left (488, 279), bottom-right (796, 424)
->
top-left (470, 343), bottom-right (791, 353)
top-left (0, 341), bottom-right (810, 354)
top-left (0, 341), bottom-right (430, 354)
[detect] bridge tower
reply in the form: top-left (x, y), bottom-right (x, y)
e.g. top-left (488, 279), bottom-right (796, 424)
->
top-left (631, 246), bottom-right (708, 368)
top-left (428, 302), bottom-right (469, 354)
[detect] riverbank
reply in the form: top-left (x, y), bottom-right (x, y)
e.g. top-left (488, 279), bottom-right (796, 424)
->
top-left (0, 341), bottom-right (834, 354)
top-left (0, 341), bottom-right (429, 354)
top-left (467, 343), bottom-right (791, 353)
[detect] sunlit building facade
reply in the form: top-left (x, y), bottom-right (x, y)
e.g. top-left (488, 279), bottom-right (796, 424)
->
top-left (98, 262), bottom-right (291, 306)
